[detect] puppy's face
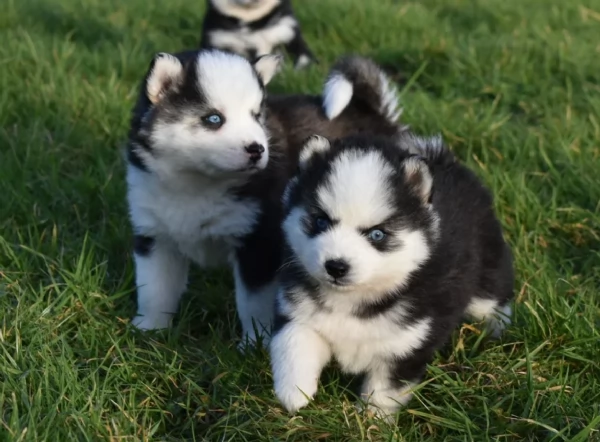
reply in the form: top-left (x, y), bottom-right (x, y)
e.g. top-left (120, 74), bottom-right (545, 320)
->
top-left (210, 0), bottom-right (281, 20)
top-left (283, 136), bottom-right (439, 296)
top-left (138, 51), bottom-right (281, 178)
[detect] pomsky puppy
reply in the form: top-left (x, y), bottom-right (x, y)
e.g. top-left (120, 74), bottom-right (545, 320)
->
top-left (125, 49), bottom-right (404, 346)
top-left (200, 0), bottom-right (316, 69)
top-left (270, 133), bottom-right (514, 417)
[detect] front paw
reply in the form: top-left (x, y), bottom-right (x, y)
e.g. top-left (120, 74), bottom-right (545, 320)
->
top-left (131, 312), bottom-right (172, 330)
top-left (294, 54), bottom-right (315, 70)
top-left (275, 380), bottom-right (316, 413)
top-left (355, 400), bottom-right (397, 423)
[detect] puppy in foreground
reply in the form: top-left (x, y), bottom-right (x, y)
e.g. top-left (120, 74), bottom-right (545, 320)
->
top-left (200, 0), bottom-right (315, 69)
top-left (270, 134), bottom-right (515, 417)
top-left (125, 49), bottom-right (403, 344)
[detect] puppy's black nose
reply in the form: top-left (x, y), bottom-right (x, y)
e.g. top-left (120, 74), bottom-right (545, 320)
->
top-left (245, 143), bottom-right (265, 162)
top-left (324, 259), bottom-right (350, 278)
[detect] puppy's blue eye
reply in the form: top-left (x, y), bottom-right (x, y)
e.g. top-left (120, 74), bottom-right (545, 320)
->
top-left (315, 216), bottom-right (330, 231)
top-left (203, 114), bottom-right (223, 126)
top-left (367, 229), bottom-right (386, 242)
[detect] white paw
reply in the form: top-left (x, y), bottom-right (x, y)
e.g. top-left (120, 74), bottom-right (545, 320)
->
top-left (484, 304), bottom-right (512, 339)
top-left (294, 54), bottom-right (312, 70)
top-left (131, 312), bottom-right (172, 330)
top-left (356, 401), bottom-right (397, 423)
top-left (275, 381), bottom-right (316, 413)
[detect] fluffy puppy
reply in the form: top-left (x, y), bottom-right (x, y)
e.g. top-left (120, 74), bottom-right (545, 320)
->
top-left (270, 133), bottom-right (514, 417)
top-left (125, 49), bottom-right (404, 346)
top-left (200, 0), bottom-right (316, 69)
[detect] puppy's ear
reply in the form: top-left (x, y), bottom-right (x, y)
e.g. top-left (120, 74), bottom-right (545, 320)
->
top-left (403, 156), bottom-right (433, 204)
top-left (253, 54), bottom-right (283, 85)
top-left (146, 53), bottom-right (183, 104)
top-left (282, 176), bottom-right (298, 208)
top-left (298, 135), bottom-right (331, 171)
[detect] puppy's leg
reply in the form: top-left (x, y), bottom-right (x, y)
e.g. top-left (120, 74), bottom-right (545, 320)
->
top-left (466, 298), bottom-right (512, 338)
top-left (233, 259), bottom-right (277, 347)
top-left (131, 235), bottom-right (189, 330)
top-left (285, 28), bottom-right (316, 69)
top-left (271, 320), bottom-right (331, 412)
top-left (360, 350), bottom-right (431, 420)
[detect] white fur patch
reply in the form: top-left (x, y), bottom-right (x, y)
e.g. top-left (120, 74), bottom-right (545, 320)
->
top-left (466, 298), bottom-right (512, 338)
top-left (127, 164), bottom-right (261, 330)
top-left (211, 0), bottom-right (281, 22)
top-left (208, 15), bottom-right (297, 58)
top-left (270, 319), bottom-right (332, 412)
top-left (294, 54), bottom-right (312, 70)
top-left (271, 288), bottom-right (432, 413)
top-left (323, 74), bottom-right (353, 120)
top-left (132, 238), bottom-right (190, 330)
top-left (146, 53), bottom-right (182, 104)
top-left (299, 135), bottom-right (330, 167)
top-left (253, 54), bottom-right (282, 85)
top-left (377, 71), bottom-right (402, 123)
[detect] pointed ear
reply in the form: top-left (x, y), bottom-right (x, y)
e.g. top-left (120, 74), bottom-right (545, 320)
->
top-left (146, 53), bottom-right (183, 104)
top-left (299, 135), bottom-right (331, 170)
top-left (403, 156), bottom-right (433, 204)
top-left (253, 54), bottom-right (282, 86)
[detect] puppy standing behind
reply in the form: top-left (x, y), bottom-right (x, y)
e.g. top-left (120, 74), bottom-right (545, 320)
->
top-left (200, 0), bottom-right (316, 69)
top-left (125, 49), bottom-right (403, 344)
top-left (270, 134), bottom-right (515, 417)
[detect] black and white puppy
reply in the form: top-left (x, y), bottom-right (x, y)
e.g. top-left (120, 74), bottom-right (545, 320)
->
top-left (270, 134), bottom-right (515, 417)
top-left (126, 49), bottom-right (403, 346)
top-left (200, 0), bottom-right (315, 69)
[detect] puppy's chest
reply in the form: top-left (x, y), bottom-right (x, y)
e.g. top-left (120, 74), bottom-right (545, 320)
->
top-left (209, 16), bottom-right (296, 53)
top-left (291, 300), bottom-right (401, 373)
top-left (289, 295), bottom-right (431, 373)
top-left (131, 184), bottom-right (260, 248)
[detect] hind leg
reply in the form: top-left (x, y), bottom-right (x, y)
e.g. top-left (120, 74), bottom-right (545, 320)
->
top-left (232, 259), bottom-right (277, 348)
top-left (466, 298), bottom-right (512, 338)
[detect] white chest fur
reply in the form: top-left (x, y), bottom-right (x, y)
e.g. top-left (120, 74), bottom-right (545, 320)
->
top-left (127, 166), bottom-right (260, 264)
top-left (280, 290), bottom-right (432, 374)
top-left (208, 16), bottom-right (297, 56)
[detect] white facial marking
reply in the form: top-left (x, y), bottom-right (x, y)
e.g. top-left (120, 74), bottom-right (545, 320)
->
top-left (211, 0), bottom-right (281, 22)
top-left (147, 51), bottom-right (269, 178)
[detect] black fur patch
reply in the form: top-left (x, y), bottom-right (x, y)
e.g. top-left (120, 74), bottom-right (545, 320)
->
top-left (133, 234), bottom-right (155, 256)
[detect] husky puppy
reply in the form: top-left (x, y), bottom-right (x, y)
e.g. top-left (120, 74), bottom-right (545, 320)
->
top-left (126, 49), bottom-right (403, 346)
top-left (200, 0), bottom-right (316, 69)
top-left (270, 134), bottom-right (515, 417)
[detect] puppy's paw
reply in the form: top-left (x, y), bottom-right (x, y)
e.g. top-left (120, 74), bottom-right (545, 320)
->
top-left (294, 54), bottom-right (314, 70)
top-left (355, 400), bottom-right (397, 423)
top-left (275, 381), bottom-right (315, 413)
top-left (132, 312), bottom-right (172, 330)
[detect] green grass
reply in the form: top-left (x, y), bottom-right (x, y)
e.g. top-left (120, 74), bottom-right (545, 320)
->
top-left (1, 0), bottom-right (599, 439)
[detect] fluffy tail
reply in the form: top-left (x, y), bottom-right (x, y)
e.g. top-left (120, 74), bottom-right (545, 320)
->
top-left (322, 56), bottom-right (402, 123)
top-left (400, 133), bottom-right (455, 166)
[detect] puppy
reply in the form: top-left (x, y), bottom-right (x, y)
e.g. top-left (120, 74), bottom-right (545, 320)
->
top-left (270, 133), bottom-right (514, 417)
top-left (200, 0), bottom-right (316, 69)
top-left (125, 49), bottom-right (403, 346)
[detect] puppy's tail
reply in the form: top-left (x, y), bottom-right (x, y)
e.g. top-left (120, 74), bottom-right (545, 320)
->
top-left (322, 56), bottom-right (402, 124)
top-left (401, 133), bottom-right (455, 166)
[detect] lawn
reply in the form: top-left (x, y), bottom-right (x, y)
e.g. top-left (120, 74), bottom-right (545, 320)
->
top-left (1, 0), bottom-right (599, 440)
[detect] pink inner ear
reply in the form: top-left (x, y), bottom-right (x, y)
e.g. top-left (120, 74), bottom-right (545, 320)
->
top-left (147, 55), bottom-right (183, 104)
